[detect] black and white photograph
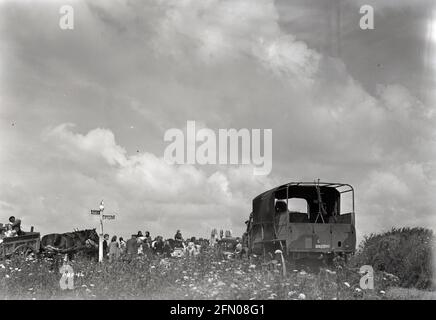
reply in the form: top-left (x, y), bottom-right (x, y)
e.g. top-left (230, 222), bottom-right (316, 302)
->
top-left (0, 0), bottom-right (435, 305)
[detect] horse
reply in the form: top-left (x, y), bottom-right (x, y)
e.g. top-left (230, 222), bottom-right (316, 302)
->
top-left (41, 228), bottom-right (99, 256)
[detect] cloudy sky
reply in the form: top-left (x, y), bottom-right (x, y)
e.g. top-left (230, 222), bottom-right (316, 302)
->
top-left (0, 0), bottom-right (435, 241)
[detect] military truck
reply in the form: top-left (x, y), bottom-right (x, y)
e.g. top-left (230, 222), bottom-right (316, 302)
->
top-left (245, 181), bottom-right (356, 263)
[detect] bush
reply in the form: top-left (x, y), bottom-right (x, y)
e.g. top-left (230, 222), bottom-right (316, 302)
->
top-left (352, 227), bottom-right (434, 289)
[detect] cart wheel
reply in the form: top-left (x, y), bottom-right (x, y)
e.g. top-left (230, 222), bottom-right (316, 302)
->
top-left (13, 245), bottom-right (34, 259)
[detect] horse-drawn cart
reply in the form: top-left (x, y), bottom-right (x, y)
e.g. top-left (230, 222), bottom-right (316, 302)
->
top-left (0, 232), bottom-right (41, 260)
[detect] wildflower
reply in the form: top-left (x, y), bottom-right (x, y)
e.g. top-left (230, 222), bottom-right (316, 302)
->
top-left (0, 264), bottom-right (5, 269)
top-left (380, 290), bottom-right (386, 294)
top-left (355, 288), bottom-right (362, 292)
top-left (344, 282), bottom-right (350, 288)
top-left (298, 293), bottom-right (306, 300)
top-left (299, 270), bottom-right (307, 275)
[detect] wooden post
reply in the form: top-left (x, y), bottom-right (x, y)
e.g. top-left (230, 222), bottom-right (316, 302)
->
top-left (98, 201), bottom-right (104, 263)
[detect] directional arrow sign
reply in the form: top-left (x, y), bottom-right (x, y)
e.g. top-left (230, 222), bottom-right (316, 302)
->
top-left (90, 210), bottom-right (101, 215)
top-left (102, 214), bottom-right (115, 220)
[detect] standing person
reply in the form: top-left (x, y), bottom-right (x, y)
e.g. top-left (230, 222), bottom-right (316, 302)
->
top-left (119, 237), bottom-right (126, 254)
top-left (126, 234), bottom-right (138, 259)
top-left (136, 231), bottom-right (145, 255)
top-left (144, 231), bottom-right (152, 252)
top-left (103, 234), bottom-right (110, 260)
top-left (186, 239), bottom-right (196, 257)
top-left (153, 236), bottom-right (164, 255)
top-left (163, 240), bottom-right (172, 258)
top-left (144, 231), bottom-right (151, 242)
top-left (109, 236), bottom-right (120, 262)
top-left (174, 230), bottom-right (183, 248)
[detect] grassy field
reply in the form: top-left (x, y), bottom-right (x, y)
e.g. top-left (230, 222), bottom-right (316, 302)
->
top-left (1, 227), bottom-right (434, 300)
top-left (0, 249), bottom-right (413, 300)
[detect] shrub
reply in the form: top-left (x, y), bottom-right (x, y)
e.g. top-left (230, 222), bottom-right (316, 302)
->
top-left (352, 227), bottom-right (434, 289)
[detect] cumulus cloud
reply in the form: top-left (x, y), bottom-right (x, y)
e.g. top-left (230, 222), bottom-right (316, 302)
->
top-left (152, 0), bottom-right (320, 83)
top-left (40, 123), bottom-right (276, 237)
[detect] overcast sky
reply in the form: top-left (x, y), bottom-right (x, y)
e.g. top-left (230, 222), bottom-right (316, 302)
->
top-left (0, 0), bottom-right (435, 241)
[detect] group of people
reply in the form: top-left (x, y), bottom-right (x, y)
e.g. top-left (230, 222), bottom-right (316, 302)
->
top-left (100, 229), bottom-right (204, 262)
top-left (0, 216), bottom-right (23, 243)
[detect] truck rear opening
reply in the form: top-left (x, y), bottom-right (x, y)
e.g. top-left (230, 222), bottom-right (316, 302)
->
top-left (246, 181), bottom-right (356, 261)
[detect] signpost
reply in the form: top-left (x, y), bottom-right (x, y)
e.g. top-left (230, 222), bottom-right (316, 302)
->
top-left (90, 200), bottom-right (116, 262)
top-left (98, 201), bottom-right (104, 263)
top-left (102, 214), bottom-right (116, 220)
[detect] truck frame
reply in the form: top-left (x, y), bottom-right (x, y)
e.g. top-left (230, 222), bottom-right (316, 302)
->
top-left (246, 181), bottom-right (356, 263)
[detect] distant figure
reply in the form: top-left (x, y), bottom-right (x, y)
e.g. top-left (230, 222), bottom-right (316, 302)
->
top-left (0, 223), bottom-right (5, 241)
top-left (9, 216), bottom-right (23, 236)
top-left (4, 224), bottom-right (16, 238)
top-left (210, 228), bottom-right (218, 246)
top-left (137, 231), bottom-right (145, 240)
top-left (103, 234), bottom-right (109, 259)
top-left (153, 236), bottom-right (164, 255)
top-left (136, 231), bottom-right (146, 254)
top-left (119, 237), bottom-right (126, 253)
top-left (145, 231), bottom-right (151, 242)
top-left (126, 234), bottom-right (138, 257)
top-left (174, 230), bottom-right (183, 248)
top-left (235, 239), bottom-right (243, 258)
top-left (109, 236), bottom-right (120, 262)
top-left (186, 240), bottom-right (198, 257)
top-left (163, 240), bottom-right (172, 258)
